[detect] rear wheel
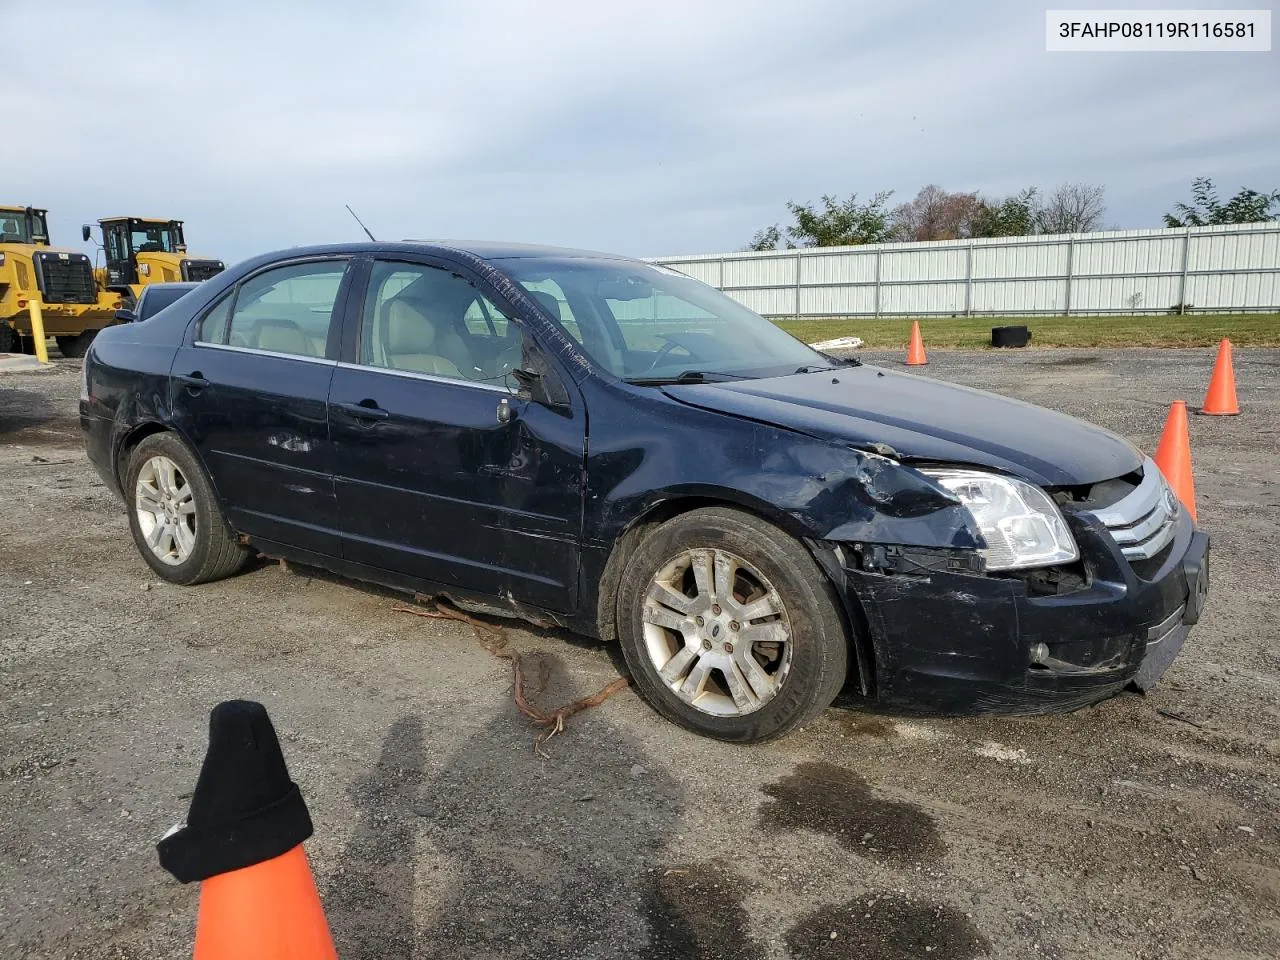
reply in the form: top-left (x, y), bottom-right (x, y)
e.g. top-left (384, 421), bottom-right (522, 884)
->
top-left (0, 322), bottom-right (13, 354)
top-left (56, 331), bottom-right (96, 359)
top-left (124, 433), bottom-right (250, 585)
top-left (617, 507), bottom-right (849, 742)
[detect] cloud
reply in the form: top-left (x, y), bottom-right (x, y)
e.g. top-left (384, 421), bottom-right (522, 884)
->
top-left (2, 0), bottom-right (1275, 263)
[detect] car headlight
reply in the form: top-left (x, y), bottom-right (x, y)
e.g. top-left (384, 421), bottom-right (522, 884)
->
top-left (921, 468), bottom-right (1079, 571)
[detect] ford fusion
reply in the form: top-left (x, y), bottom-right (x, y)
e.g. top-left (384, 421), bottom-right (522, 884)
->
top-left (79, 242), bottom-right (1209, 742)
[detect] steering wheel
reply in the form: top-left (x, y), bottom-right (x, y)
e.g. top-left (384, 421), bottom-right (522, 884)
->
top-left (646, 338), bottom-right (690, 371)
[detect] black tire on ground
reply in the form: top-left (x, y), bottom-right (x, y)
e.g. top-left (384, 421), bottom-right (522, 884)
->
top-left (55, 331), bottom-right (96, 359)
top-left (991, 325), bottom-right (1031, 348)
top-left (616, 507), bottom-right (850, 743)
top-left (0, 322), bottom-right (13, 354)
top-left (124, 432), bottom-right (251, 585)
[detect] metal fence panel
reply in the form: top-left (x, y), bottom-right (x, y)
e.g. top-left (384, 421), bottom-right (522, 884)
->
top-left (650, 223), bottom-right (1280, 317)
top-left (971, 279), bottom-right (1066, 314)
top-left (801, 251), bottom-right (876, 285)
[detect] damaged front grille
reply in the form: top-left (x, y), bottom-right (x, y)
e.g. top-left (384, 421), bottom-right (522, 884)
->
top-left (1089, 459), bottom-right (1178, 562)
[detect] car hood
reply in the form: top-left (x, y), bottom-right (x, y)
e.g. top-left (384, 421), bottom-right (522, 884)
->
top-left (661, 364), bottom-right (1142, 487)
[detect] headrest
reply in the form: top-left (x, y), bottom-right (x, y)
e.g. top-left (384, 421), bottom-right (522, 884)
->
top-left (386, 299), bottom-right (436, 354)
top-left (529, 291), bottom-right (562, 321)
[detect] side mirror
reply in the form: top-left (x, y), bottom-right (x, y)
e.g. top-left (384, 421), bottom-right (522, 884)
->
top-left (115, 308), bottom-right (139, 323)
top-left (511, 367), bottom-right (544, 402)
top-left (511, 365), bottom-right (570, 410)
top-left (81, 224), bottom-right (92, 243)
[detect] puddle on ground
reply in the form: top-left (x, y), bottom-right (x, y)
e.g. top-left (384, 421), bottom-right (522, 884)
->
top-left (759, 761), bottom-right (945, 864)
top-left (642, 861), bottom-right (764, 960)
top-left (784, 894), bottom-right (990, 960)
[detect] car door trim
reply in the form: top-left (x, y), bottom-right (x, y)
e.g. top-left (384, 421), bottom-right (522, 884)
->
top-left (334, 361), bottom-right (509, 394)
top-left (192, 342), bottom-right (339, 366)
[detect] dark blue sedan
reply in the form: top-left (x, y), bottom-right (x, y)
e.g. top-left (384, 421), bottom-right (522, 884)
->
top-left (80, 241), bottom-right (1208, 741)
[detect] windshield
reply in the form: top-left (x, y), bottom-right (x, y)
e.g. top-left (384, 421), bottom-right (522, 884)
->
top-left (0, 210), bottom-right (47, 244)
top-left (499, 257), bottom-right (831, 382)
top-left (131, 221), bottom-right (181, 254)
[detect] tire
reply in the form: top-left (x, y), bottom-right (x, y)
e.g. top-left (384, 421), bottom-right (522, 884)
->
top-left (56, 331), bottom-right (96, 359)
top-left (616, 507), bottom-right (849, 742)
top-left (124, 433), bottom-right (251, 585)
top-left (0, 322), bottom-right (14, 354)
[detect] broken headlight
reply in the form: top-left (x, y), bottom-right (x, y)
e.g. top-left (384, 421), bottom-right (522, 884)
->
top-left (921, 469), bottom-right (1078, 571)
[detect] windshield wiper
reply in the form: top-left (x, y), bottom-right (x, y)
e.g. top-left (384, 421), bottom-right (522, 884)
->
top-left (625, 370), bottom-right (748, 386)
top-left (797, 356), bottom-right (861, 373)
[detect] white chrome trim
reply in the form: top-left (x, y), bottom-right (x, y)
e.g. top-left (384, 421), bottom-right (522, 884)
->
top-left (193, 341), bottom-right (337, 366)
top-left (1090, 458), bottom-right (1178, 562)
top-left (334, 361), bottom-right (510, 394)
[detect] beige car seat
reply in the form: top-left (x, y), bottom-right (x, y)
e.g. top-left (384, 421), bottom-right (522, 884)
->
top-left (383, 299), bottom-right (464, 378)
top-left (256, 319), bottom-right (315, 356)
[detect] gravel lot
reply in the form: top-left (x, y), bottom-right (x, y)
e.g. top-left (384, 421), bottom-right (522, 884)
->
top-left (2, 347), bottom-right (1278, 960)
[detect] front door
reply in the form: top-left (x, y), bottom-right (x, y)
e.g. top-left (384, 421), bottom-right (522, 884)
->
top-left (328, 257), bottom-right (585, 612)
top-left (102, 222), bottom-right (137, 288)
top-left (168, 257), bottom-right (354, 556)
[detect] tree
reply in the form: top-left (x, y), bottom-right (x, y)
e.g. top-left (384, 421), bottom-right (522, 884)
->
top-left (890, 185), bottom-right (982, 241)
top-left (783, 191), bottom-right (896, 246)
top-left (744, 224), bottom-right (786, 252)
top-left (971, 188), bottom-right (1038, 238)
top-left (1164, 177), bottom-right (1280, 227)
top-left (1036, 182), bottom-right (1106, 234)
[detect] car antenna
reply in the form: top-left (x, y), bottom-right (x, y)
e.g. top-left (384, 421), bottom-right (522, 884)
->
top-left (345, 204), bottom-right (377, 242)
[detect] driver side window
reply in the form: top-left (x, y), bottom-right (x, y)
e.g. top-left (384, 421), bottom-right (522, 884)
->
top-left (361, 260), bottom-right (522, 385)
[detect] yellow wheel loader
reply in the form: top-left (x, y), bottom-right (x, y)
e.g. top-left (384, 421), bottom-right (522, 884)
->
top-left (83, 217), bottom-right (225, 308)
top-left (1, 205), bottom-right (122, 357)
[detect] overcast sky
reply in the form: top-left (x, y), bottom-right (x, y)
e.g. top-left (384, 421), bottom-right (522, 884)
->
top-left (3, 1), bottom-right (1277, 265)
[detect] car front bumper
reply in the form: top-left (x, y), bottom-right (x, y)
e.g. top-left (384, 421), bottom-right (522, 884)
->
top-left (839, 509), bottom-right (1208, 714)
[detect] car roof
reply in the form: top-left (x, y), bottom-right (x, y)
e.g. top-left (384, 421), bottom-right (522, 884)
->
top-left (240, 240), bottom-right (636, 266)
top-left (141, 282), bottom-right (201, 292)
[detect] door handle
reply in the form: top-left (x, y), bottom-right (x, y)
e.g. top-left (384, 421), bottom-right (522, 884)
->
top-left (176, 372), bottom-right (210, 390)
top-left (335, 400), bottom-right (390, 421)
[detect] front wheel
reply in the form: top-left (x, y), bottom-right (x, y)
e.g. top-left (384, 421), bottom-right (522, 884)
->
top-left (616, 507), bottom-right (849, 742)
top-left (124, 433), bottom-right (251, 584)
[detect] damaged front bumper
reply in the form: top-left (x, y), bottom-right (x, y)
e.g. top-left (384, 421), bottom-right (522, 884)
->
top-left (835, 509), bottom-right (1208, 714)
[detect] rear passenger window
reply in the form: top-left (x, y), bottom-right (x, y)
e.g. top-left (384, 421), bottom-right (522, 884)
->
top-left (197, 292), bottom-right (233, 344)
top-left (224, 261), bottom-right (347, 358)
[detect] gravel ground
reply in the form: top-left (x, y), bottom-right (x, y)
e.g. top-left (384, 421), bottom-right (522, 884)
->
top-left (1, 347), bottom-right (1277, 960)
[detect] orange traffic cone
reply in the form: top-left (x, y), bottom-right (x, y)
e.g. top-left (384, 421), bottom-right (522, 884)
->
top-left (1200, 338), bottom-right (1240, 415)
top-left (906, 320), bottom-right (927, 365)
top-left (1153, 401), bottom-right (1197, 523)
top-left (193, 846), bottom-right (336, 960)
top-left (159, 701), bottom-right (337, 960)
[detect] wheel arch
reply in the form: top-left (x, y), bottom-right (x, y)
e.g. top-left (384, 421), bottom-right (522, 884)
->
top-left (113, 421), bottom-right (226, 516)
top-left (593, 492), bottom-right (876, 697)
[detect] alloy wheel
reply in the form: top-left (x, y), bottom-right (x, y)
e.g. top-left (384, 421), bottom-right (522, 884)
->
top-left (641, 548), bottom-right (793, 717)
top-left (135, 456), bottom-right (197, 566)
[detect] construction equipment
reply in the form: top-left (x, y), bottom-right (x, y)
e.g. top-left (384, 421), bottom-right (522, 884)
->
top-left (83, 217), bottom-right (225, 308)
top-left (1, 205), bottom-right (122, 357)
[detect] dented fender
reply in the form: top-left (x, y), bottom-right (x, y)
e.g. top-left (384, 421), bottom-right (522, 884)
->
top-left (580, 377), bottom-right (982, 553)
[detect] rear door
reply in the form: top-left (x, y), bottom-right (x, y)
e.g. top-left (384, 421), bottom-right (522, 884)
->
top-left (169, 257), bottom-right (355, 556)
top-left (328, 256), bottom-right (585, 612)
